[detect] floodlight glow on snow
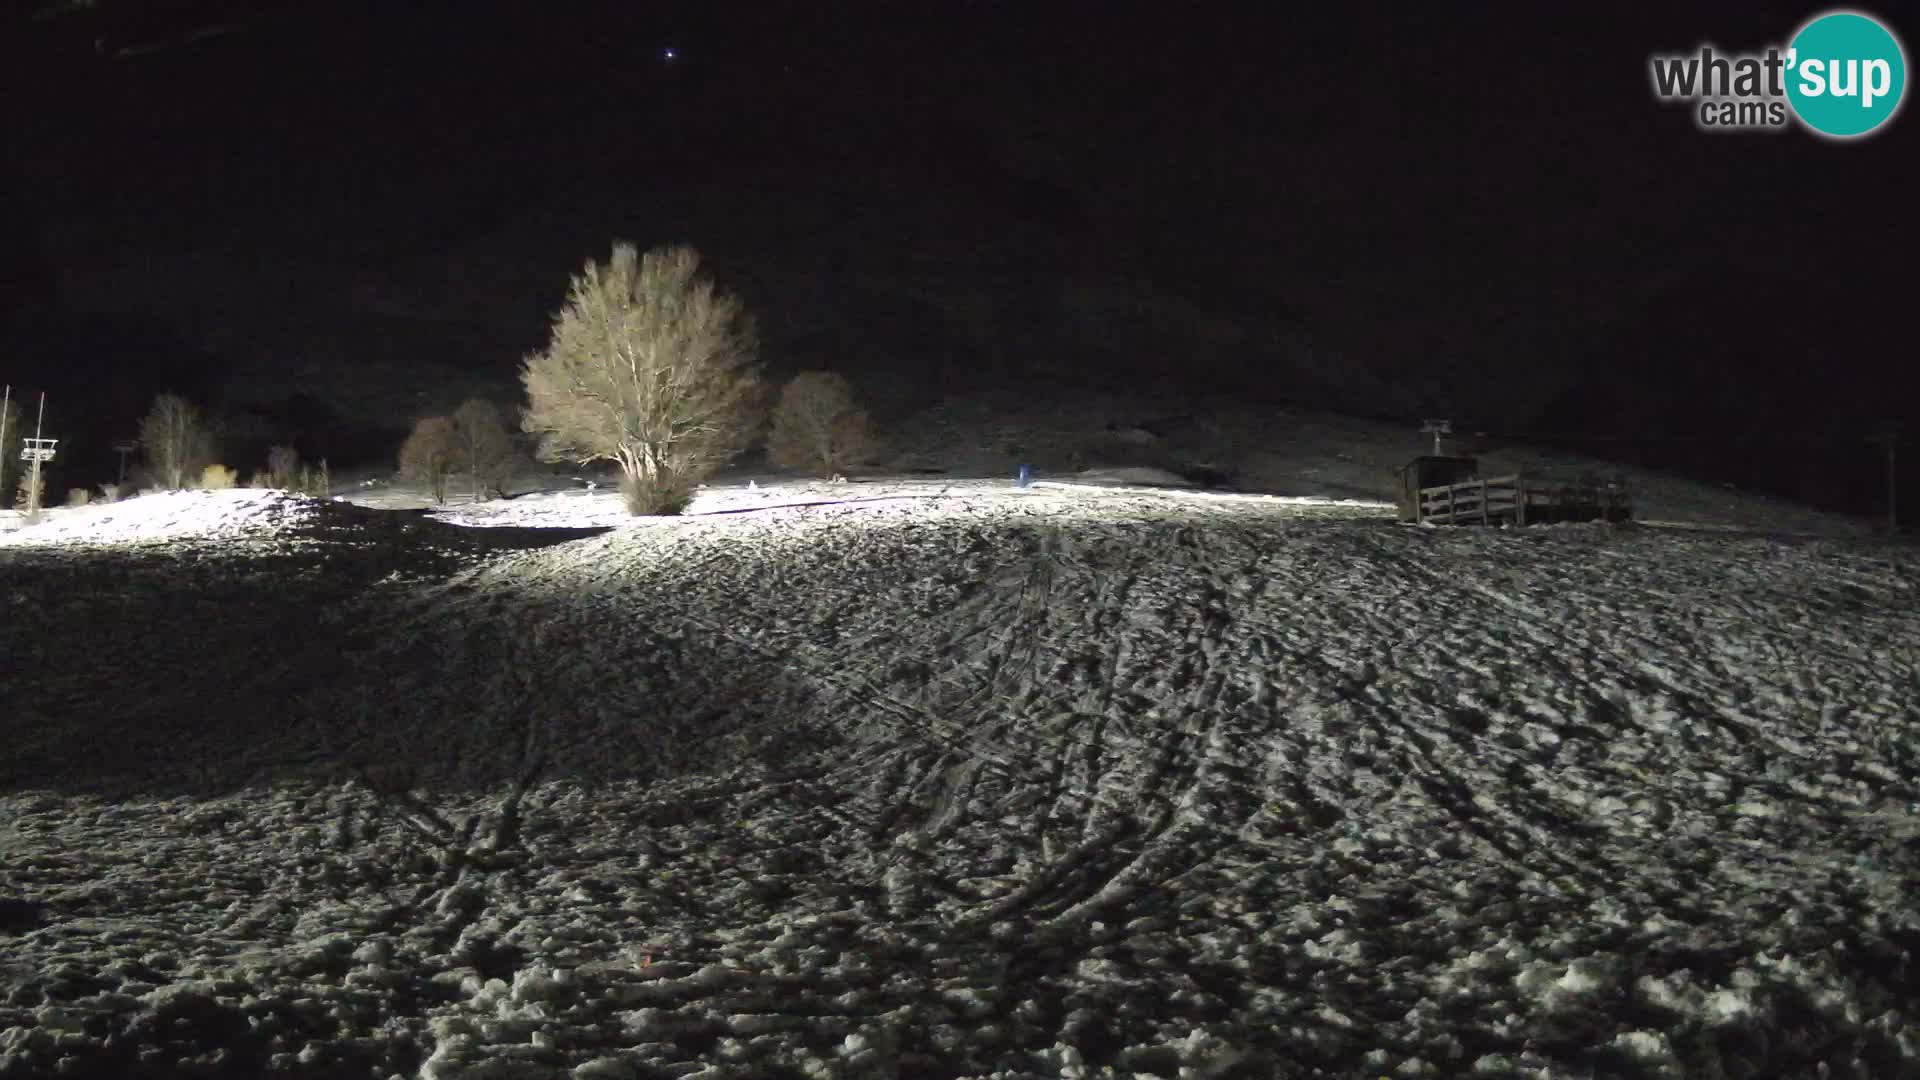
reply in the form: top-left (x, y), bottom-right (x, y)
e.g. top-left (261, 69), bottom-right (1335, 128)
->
top-left (0, 475), bottom-right (1398, 552)
top-left (0, 489), bottom-right (311, 547)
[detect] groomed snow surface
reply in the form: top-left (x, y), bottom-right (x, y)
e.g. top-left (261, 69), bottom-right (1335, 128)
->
top-left (3, 481), bottom-right (1919, 1079)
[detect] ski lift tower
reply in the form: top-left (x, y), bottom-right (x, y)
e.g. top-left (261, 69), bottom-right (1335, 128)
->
top-left (1420, 418), bottom-right (1452, 456)
top-left (22, 438), bottom-right (57, 512)
top-left (113, 439), bottom-right (139, 484)
top-left (19, 390), bottom-right (54, 515)
top-left (21, 453), bottom-right (55, 520)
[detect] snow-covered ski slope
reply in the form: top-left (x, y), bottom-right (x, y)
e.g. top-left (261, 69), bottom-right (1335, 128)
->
top-left (2, 482), bottom-right (1918, 1079)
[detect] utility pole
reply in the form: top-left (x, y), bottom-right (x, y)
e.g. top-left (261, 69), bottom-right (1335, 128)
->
top-left (27, 392), bottom-right (47, 516)
top-left (0, 385), bottom-right (10, 502)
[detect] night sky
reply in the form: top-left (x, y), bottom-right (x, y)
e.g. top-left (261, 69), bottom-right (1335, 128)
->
top-left (2, 1), bottom-right (1914, 511)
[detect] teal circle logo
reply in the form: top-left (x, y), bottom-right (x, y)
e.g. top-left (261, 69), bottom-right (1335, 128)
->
top-left (1786, 11), bottom-right (1907, 138)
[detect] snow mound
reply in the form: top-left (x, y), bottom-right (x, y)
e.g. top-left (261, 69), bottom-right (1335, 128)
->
top-left (0, 489), bottom-right (326, 547)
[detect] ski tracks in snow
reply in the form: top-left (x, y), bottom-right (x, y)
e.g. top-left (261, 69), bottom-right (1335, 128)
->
top-left (7, 490), bottom-right (1920, 1076)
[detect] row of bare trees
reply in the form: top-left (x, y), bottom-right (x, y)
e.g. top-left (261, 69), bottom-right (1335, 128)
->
top-left (3, 390), bottom-right (314, 509)
top-left (398, 399), bottom-right (516, 504)
top-left (42, 243), bottom-right (874, 516)
top-left (398, 363), bottom-right (878, 511)
top-left (132, 394), bottom-right (331, 496)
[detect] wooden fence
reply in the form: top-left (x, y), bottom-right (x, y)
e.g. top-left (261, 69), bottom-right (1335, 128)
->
top-left (1417, 474), bottom-right (1631, 526)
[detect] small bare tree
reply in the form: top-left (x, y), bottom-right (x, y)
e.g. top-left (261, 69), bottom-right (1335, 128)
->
top-left (200, 464), bottom-right (237, 490)
top-left (451, 399), bottom-right (516, 502)
top-left (266, 444), bottom-right (301, 489)
top-left (767, 371), bottom-right (882, 475)
top-left (399, 415), bottom-right (457, 504)
top-left (138, 393), bottom-right (212, 490)
top-left (303, 458), bottom-right (331, 498)
top-left (520, 242), bottom-right (763, 514)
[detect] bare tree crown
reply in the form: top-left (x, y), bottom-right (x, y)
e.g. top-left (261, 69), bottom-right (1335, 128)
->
top-left (768, 371), bottom-right (881, 474)
top-left (452, 398), bottom-right (516, 501)
top-left (520, 243), bottom-right (763, 513)
top-left (399, 415), bottom-right (458, 504)
top-left (138, 393), bottom-right (212, 491)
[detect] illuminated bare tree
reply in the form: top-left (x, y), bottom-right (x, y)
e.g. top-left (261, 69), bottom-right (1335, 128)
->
top-left (520, 243), bottom-right (763, 514)
top-left (398, 415), bottom-right (457, 504)
top-left (767, 371), bottom-right (882, 475)
top-left (137, 393), bottom-right (212, 491)
top-left (451, 398), bottom-right (516, 501)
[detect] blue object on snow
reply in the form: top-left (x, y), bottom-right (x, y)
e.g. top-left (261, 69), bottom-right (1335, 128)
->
top-left (1016, 464), bottom-right (1031, 488)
